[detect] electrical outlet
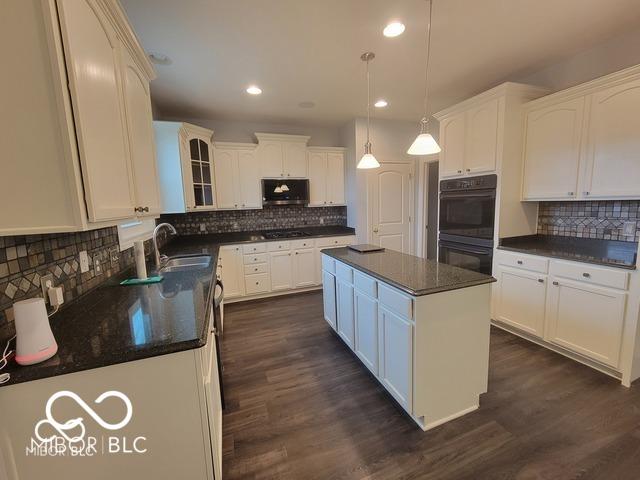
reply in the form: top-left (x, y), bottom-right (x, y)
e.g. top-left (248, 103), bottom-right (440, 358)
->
top-left (79, 250), bottom-right (90, 273)
top-left (109, 246), bottom-right (120, 268)
top-left (623, 221), bottom-right (636, 236)
top-left (95, 258), bottom-right (103, 275)
top-left (40, 273), bottom-right (54, 303)
top-left (200, 224), bottom-right (206, 232)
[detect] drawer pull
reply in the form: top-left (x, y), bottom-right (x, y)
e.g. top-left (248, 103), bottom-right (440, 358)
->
top-left (254, 257), bottom-right (257, 261)
top-left (255, 282), bottom-right (259, 285)
top-left (552, 281), bottom-right (559, 286)
top-left (254, 268), bottom-right (258, 271)
top-left (582, 272), bottom-right (591, 278)
top-left (537, 279), bottom-right (544, 283)
top-left (517, 260), bottom-right (523, 265)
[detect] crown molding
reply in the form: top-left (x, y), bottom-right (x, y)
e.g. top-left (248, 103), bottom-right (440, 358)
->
top-left (254, 132), bottom-right (311, 144)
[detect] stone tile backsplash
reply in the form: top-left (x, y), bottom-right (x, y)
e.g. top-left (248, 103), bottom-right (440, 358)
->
top-left (0, 227), bottom-right (162, 332)
top-left (160, 205), bottom-right (347, 235)
top-left (537, 200), bottom-right (640, 242)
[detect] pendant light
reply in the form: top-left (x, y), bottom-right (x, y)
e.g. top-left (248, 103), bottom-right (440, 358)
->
top-left (357, 52), bottom-right (380, 169)
top-left (407, 0), bottom-right (441, 155)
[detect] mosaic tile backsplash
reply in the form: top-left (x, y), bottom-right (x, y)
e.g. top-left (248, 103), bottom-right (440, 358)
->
top-left (160, 205), bottom-right (347, 235)
top-left (537, 200), bottom-right (640, 242)
top-left (0, 227), bottom-right (163, 332)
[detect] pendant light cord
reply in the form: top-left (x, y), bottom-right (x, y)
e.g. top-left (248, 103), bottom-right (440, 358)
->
top-left (366, 57), bottom-right (371, 144)
top-left (422, 0), bottom-right (434, 124)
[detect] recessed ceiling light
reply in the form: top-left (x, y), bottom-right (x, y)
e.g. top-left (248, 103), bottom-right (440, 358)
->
top-left (148, 53), bottom-right (172, 65)
top-left (374, 99), bottom-right (388, 108)
top-left (383, 22), bottom-right (405, 38)
top-left (246, 85), bottom-right (262, 95)
top-left (298, 101), bottom-right (316, 109)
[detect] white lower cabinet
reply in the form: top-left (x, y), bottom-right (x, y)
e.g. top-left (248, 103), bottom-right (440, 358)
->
top-left (494, 266), bottom-right (547, 337)
top-left (218, 245), bottom-right (244, 299)
top-left (293, 248), bottom-right (316, 287)
top-left (336, 278), bottom-right (355, 349)
top-left (269, 251), bottom-right (293, 291)
top-left (354, 290), bottom-right (379, 375)
top-left (546, 278), bottom-right (626, 368)
top-left (378, 304), bottom-right (413, 411)
top-left (322, 270), bottom-right (337, 330)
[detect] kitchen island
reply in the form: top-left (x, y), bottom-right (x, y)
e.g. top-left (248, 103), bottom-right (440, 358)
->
top-left (321, 247), bottom-right (496, 431)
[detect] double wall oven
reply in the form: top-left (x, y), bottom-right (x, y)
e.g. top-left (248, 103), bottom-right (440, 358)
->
top-left (438, 174), bottom-right (497, 275)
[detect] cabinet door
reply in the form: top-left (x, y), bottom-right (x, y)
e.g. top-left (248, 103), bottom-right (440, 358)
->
top-left (259, 141), bottom-right (284, 177)
top-left (465, 98), bottom-right (499, 174)
top-left (326, 152), bottom-right (345, 205)
top-left (522, 98), bottom-right (585, 199)
top-left (307, 151), bottom-right (327, 206)
top-left (322, 271), bottom-right (337, 330)
top-left (284, 142), bottom-right (308, 177)
top-left (495, 266), bottom-right (547, 338)
top-left (315, 247), bottom-right (324, 285)
top-left (57, 0), bottom-right (136, 221)
top-left (378, 305), bottom-right (413, 411)
top-left (546, 278), bottom-right (626, 368)
top-left (219, 246), bottom-right (244, 298)
top-left (293, 248), bottom-right (316, 288)
top-left (354, 291), bottom-right (378, 375)
top-left (439, 112), bottom-right (466, 178)
top-left (336, 279), bottom-right (355, 349)
top-left (121, 47), bottom-right (160, 217)
top-left (269, 251), bottom-right (293, 291)
top-left (582, 80), bottom-right (640, 198)
top-left (213, 149), bottom-right (237, 209)
top-left (237, 150), bottom-right (261, 208)
top-left (189, 138), bottom-right (215, 209)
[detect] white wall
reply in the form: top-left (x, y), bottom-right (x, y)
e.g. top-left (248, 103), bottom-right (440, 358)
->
top-left (156, 116), bottom-right (342, 147)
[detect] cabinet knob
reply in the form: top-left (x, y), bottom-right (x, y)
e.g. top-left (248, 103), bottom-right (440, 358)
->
top-left (552, 281), bottom-right (559, 286)
top-left (254, 268), bottom-right (258, 271)
top-left (324, 201), bottom-right (327, 204)
top-left (242, 204), bottom-right (245, 207)
top-left (254, 257), bottom-right (257, 261)
top-left (329, 201), bottom-right (333, 204)
top-left (466, 169), bottom-right (470, 172)
top-left (583, 192), bottom-right (590, 196)
top-left (235, 204), bottom-right (238, 207)
top-left (134, 207), bottom-right (141, 213)
top-left (287, 173), bottom-right (291, 177)
top-left (143, 206), bottom-right (149, 212)
top-left (256, 282), bottom-right (259, 285)
top-left (568, 192), bottom-right (575, 196)
top-left (295, 252), bottom-right (298, 255)
top-left (457, 170), bottom-right (462, 174)
top-left (537, 279), bottom-right (544, 283)
top-left (582, 272), bottom-right (591, 278)
top-left (517, 260), bottom-right (523, 265)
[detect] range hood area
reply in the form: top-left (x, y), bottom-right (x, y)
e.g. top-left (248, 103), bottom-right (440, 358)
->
top-left (262, 179), bottom-right (309, 206)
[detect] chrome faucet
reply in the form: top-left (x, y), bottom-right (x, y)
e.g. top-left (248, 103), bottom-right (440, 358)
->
top-left (153, 223), bottom-right (177, 269)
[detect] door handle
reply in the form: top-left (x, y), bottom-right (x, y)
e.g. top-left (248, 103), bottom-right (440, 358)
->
top-left (373, 227), bottom-right (379, 233)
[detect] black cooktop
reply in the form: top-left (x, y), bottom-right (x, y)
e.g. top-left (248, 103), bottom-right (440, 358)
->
top-left (262, 230), bottom-right (312, 239)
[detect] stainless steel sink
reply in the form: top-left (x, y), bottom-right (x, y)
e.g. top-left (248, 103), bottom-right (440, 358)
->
top-left (160, 255), bottom-right (211, 273)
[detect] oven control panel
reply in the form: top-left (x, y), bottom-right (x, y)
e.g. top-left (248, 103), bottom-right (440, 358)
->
top-left (440, 174), bottom-right (497, 192)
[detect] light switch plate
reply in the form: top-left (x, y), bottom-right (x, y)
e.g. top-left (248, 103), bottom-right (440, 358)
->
top-left (79, 251), bottom-right (89, 273)
top-left (40, 273), bottom-right (54, 303)
top-left (94, 258), bottom-right (103, 275)
top-left (109, 246), bottom-right (120, 268)
top-left (199, 224), bottom-right (206, 232)
top-left (623, 221), bottom-right (636, 236)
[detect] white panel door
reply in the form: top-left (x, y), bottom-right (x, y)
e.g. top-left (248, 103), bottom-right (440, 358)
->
top-left (322, 271), bottom-right (337, 330)
top-left (219, 246), bottom-right (244, 298)
top-left (293, 249), bottom-right (316, 288)
top-left (369, 163), bottom-right (413, 253)
top-left (546, 278), bottom-right (626, 368)
top-left (213, 149), bottom-right (237, 209)
top-left (465, 98), bottom-right (499, 174)
top-left (259, 141), bottom-right (284, 177)
top-left (307, 151), bottom-right (327, 206)
top-left (354, 290), bottom-right (378, 375)
top-left (284, 142), bottom-right (308, 177)
top-left (237, 150), bottom-right (261, 208)
top-left (121, 46), bottom-right (160, 217)
top-left (326, 152), bottom-right (345, 205)
top-left (270, 251), bottom-right (293, 291)
top-left (336, 279), bottom-right (355, 349)
top-left (439, 112), bottom-right (466, 178)
top-left (495, 266), bottom-right (547, 338)
top-left (582, 80), bottom-right (640, 198)
top-left (522, 98), bottom-right (585, 199)
top-left (378, 305), bottom-right (413, 411)
top-left (57, 0), bottom-right (136, 221)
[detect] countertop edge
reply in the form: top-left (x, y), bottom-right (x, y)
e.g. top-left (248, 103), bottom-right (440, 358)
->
top-left (496, 245), bottom-right (637, 270)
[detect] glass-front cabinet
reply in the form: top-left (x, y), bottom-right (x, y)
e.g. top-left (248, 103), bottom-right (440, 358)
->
top-left (178, 124), bottom-right (216, 211)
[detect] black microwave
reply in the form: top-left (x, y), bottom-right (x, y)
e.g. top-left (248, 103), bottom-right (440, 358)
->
top-left (262, 179), bottom-right (309, 206)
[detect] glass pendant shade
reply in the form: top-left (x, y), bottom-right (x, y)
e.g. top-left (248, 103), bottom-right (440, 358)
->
top-left (357, 143), bottom-right (380, 169)
top-left (407, 132), bottom-right (441, 155)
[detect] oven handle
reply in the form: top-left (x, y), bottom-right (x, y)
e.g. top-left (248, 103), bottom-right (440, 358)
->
top-left (440, 191), bottom-right (496, 200)
top-left (440, 243), bottom-right (493, 256)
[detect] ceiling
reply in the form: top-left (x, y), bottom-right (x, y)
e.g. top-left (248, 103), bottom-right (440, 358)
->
top-left (121, 0), bottom-right (640, 127)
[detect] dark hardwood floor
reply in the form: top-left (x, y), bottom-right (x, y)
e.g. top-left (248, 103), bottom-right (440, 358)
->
top-left (221, 291), bottom-right (640, 480)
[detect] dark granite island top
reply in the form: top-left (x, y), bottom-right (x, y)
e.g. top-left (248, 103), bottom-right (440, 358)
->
top-left (322, 247), bottom-right (495, 296)
top-left (498, 235), bottom-right (638, 269)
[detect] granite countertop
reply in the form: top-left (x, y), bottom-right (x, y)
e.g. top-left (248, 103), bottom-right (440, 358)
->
top-left (322, 247), bottom-right (496, 296)
top-left (498, 235), bottom-right (638, 269)
top-left (0, 225), bottom-right (354, 387)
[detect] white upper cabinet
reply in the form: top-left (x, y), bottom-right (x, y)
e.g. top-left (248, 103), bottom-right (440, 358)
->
top-left (522, 67), bottom-right (640, 201)
top-left (255, 133), bottom-right (310, 178)
top-left (184, 131), bottom-right (215, 210)
top-left (465, 98), bottom-right (499, 174)
top-left (213, 143), bottom-right (260, 210)
top-left (57, 0), bottom-right (136, 222)
top-left (582, 79), bottom-right (640, 199)
top-left (439, 112), bottom-right (466, 177)
top-left (307, 148), bottom-right (346, 206)
top-left (522, 98), bottom-right (585, 200)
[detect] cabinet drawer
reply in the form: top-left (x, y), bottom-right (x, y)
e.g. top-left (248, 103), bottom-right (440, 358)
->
top-left (316, 235), bottom-right (354, 247)
top-left (321, 254), bottom-right (335, 274)
top-left (242, 243), bottom-right (267, 254)
top-left (291, 238), bottom-right (315, 249)
top-left (354, 271), bottom-right (377, 298)
top-left (497, 250), bottom-right (549, 273)
top-left (379, 284), bottom-right (413, 320)
top-left (244, 273), bottom-right (270, 294)
top-left (268, 241), bottom-right (290, 252)
top-left (335, 262), bottom-right (353, 284)
top-left (551, 260), bottom-right (629, 290)
top-left (244, 263), bottom-right (268, 275)
top-left (243, 253), bottom-right (268, 265)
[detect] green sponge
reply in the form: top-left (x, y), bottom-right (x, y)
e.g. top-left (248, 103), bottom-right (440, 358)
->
top-left (120, 276), bottom-right (164, 286)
